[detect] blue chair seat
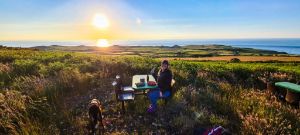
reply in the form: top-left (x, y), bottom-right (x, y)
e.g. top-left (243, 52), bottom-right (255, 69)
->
top-left (118, 93), bottom-right (135, 101)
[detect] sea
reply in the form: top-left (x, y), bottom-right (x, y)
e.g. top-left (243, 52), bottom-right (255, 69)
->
top-left (1, 38), bottom-right (300, 55)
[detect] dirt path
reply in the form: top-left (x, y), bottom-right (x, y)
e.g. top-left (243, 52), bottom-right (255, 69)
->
top-left (63, 80), bottom-right (181, 134)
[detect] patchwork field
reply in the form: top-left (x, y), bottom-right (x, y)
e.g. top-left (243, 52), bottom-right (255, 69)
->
top-left (31, 44), bottom-right (289, 57)
top-left (164, 56), bottom-right (300, 62)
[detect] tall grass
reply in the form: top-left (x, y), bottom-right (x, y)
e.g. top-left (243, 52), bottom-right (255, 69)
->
top-left (0, 48), bottom-right (299, 134)
top-left (0, 90), bottom-right (59, 134)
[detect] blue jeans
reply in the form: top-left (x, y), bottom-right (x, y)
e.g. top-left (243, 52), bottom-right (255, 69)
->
top-left (148, 88), bottom-right (171, 108)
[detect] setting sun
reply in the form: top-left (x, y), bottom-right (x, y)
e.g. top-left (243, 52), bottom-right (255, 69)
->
top-left (92, 14), bottom-right (110, 29)
top-left (97, 39), bottom-right (110, 47)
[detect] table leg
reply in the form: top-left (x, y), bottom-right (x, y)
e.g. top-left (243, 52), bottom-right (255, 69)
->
top-left (121, 101), bottom-right (125, 114)
top-left (115, 93), bottom-right (119, 101)
top-left (144, 89), bottom-right (149, 99)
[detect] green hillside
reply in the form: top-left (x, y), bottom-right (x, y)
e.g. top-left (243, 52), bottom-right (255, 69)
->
top-left (0, 47), bottom-right (299, 134)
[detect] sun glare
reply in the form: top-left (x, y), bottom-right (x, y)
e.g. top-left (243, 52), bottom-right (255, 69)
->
top-left (92, 14), bottom-right (110, 29)
top-left (97, 39), bottom-right (110, 47)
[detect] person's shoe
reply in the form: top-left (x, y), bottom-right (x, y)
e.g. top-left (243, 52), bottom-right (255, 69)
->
top-left (147, 105), bottom-right (156, 113)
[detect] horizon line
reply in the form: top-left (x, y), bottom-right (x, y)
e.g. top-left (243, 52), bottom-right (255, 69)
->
top-left (1, 37), bottom-right (300, 42)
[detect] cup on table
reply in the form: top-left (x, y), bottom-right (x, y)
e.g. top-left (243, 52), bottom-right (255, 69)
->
top-left (140, 78), bottom-right (145, 83)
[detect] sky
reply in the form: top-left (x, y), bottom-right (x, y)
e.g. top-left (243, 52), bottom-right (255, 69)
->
top-left (0, 0), bottom-right (300, 41)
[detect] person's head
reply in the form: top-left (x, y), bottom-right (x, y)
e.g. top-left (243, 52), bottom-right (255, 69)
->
top-left (161, 60), bottom-right (169, 71)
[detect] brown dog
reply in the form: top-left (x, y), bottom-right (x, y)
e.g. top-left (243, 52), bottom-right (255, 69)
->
top-left (88, 99), bottom-right (104, 134)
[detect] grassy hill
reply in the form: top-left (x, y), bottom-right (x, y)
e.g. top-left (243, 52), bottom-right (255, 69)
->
top-left (0, 47), bottom-right (300, 134)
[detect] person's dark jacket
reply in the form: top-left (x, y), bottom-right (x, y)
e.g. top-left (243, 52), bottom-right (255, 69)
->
top-left (157, 69), bottom-right (172, 92)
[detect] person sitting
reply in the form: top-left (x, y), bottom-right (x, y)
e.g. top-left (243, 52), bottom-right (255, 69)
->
top-left (147, 60), bottom-right (172, 113)
top-left (88, 99), bottom-right (104, 134)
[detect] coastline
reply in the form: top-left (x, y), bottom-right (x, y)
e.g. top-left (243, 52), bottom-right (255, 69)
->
top-left (1, 38), bottom-right (300, 54)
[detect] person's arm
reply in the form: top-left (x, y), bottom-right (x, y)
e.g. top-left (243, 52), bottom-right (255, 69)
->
top-left (155, 69), bottom-right (162, 82)
top-left (150, 67), bottom-right (157, 80)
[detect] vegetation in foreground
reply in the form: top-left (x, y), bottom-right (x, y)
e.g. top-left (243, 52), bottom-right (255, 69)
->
top-left (0, 47), bottom-right (300, 134)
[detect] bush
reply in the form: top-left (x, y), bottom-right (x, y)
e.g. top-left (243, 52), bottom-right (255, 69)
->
top-left (12, 76), bottom-right (49, 97)
top-left (12, 60), bottom-right (40, 76)
top-left (47, 62), bottom-right (66, 76)
top-left (230, 58), bottom-right (241, 63)
top-left (0, 64), bottom-right (12, 88)
top-left (0, 55), bottom-right (15, 63)
top-left (54, 68), bottom-right (93, 94)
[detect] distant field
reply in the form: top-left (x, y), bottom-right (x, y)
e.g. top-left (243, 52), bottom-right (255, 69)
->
top-left (29, 44), bottom-right (291, 57)
top-left (163, 56), bottom-right (300, 62)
